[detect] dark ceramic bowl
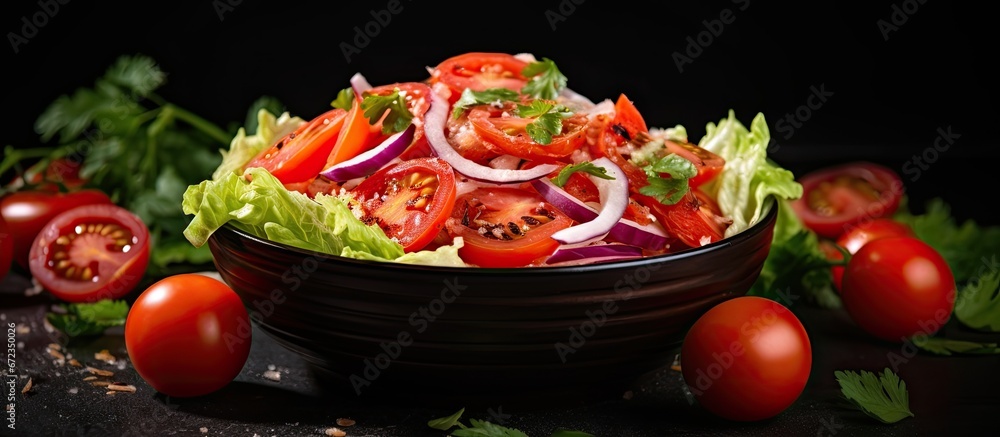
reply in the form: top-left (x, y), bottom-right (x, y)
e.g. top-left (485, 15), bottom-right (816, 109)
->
top-left (208, 202), bottom-right (778, 403)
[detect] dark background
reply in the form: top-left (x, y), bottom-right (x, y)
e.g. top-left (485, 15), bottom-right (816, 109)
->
top-left (1, 0), bottom-right (996, 223)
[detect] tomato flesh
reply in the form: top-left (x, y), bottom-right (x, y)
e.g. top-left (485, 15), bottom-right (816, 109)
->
top-left (445, 187), bottom-right (573, 268)
top-left (245, 108), bottom-right (347, 184)
top-left (468, 102), bottom-right (588, 161)
top-left (431, 52), bottom-right (529, 98)
top-left (682, 296), bottom-right (812, 421)
top-left (840, 236), bottom-right (955, 342)
top-left (1, 189), bottom-right (112, 270)
top-left (351, 157), bottom-right (457, 252)
top-left (790, 162), bottom-right (904, 239)
top-left (126, 273), bottom-right (251, 398)
top-left (28, 204), bottom-right (149, 303)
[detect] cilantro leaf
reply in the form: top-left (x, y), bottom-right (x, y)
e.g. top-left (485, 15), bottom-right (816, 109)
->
top-left (452, 88), bottom-right (519, 118)
top-left (549, 431), bottom-right (595, 437)
top-left (911, 336), bottom-right (1000, 355)
top-left (330, 87), bottom-right (355, 111)
top-left (894, 198), bottom-right (1000, 285)
top-left (551, 162), bottom-right (614, 187)
top-left (515, 101), bottom-right (572, 145)
top-left (835, 368), bottom-right (913, 424)
top-left (954, 269), bottom-right (1000, 332)
top-left (46, 300), bottom-right (129, 339)
top-left (637, 154), bottom-right (697, 205)
top-left (360, 90), bottom-right (413, 134)
top-left (428, 408), bottom-right (466, 431)
top-left (453, 419), bottom-right (529, 437)
top-left (521, 57), bottom-right (567, 100)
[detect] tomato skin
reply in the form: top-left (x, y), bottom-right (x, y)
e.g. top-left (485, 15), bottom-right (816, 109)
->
top-left (819, 240), bottom-right (846, 292)
top-left (430, 52), bottom-right (529, 98)
top-left (824, 219), bottom-right (915, 291)
top-left (445, 187), bottom-right (573, 268)
top-left (682, 296), bottom-right (812, 422)
top-left (245, 108), bottom-right (348, 184)
top-left (28, 204), bottom-right (149, 303)
top-left (790, 162), bottom-right (904, 239)
top-left (125, 274), bottom-right (251, 398)
top-left (468, 102), bottom-right (588, 161)
top-left (840, 237), bottom-right (956, 342)
top-left (1, 216), bottom-right (12, 280)
top-left (636, 191), bottom-right (727, 249)
top-left (351, 157), bottom-right (457, 252)
top-left (1, 189), bottom-right (112, 270)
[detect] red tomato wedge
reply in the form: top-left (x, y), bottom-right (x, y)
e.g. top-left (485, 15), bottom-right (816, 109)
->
top-left (430, 52), bottom-right (529, 98)
top-left (245, 108), bottom-right (347, 184)
top-left (351, 157), bottom-right (457, 252)
top-left (28, 204), bottom-right (149, 302)
top-left (326, 98), bottom-right (380, 169)
top-left (468, 101), bottom-right (588, 161)
top-left (789, 162), bottom-right (904, 239)
top-left (445, 187), bottom-right (574, 268)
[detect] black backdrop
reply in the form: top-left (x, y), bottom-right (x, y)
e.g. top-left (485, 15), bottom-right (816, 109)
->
top-left (2, 0), bottom-right (996, 223)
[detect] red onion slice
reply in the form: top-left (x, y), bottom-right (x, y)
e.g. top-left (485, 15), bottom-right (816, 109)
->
top-left (549, 158), bottom-right (628, 245)
top-left (545, 243), bottom-right (644, 266)
top-left (530, 178), bottom-right (671, 250)
top-left (350, 72), bottom-right (373, 97)
top-left (319, 124), bottom-right (415, 182)
top-left (424, 87), bottom-right (560, 183)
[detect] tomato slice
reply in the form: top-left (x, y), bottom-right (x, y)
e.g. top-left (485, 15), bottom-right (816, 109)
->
top-left (586, 112), bottom-right (649, 192)
top-left (468, 101), bottom-right (588, 161)
top-left (636, 190), bottom-right (727, 249)
top-left (28, 204), bottom-right (150, 302)
top-left (351, 157), bottom-right (457, 252)
top-left (245, 108), bottom-right (347, 184)
top-left (1, 189), bottom-right (113, 270)
top-left (789, 162), bottom-right (904, 239)
top-left (610, 94), bottom-right (648, 142)
top-left (364, 82), bottom-right (432, 158)
top-left (445, 187), bottom-right (574, 268)
top-left (326, 98), bottom-right (380, 169)
top-left (430, 52), bottom-right (529, 98)
top-left (662, 141), bottom-right (725, 188)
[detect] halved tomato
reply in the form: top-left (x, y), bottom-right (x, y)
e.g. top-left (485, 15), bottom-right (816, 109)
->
top-left (789, 162), bottom-right (904, 239)
top-left (468, 101), bottom-right (588, 161)
top-left (28, 204), bottom-right (150, 303)
top-left (364, 82), bottom-right (432, 160)
top-left (445, 187), bottom-right (574, 268)
top-left (636, 190), bottom-right (728, 249)
top-left (245, 108), bottom-right (347, 184)
top-left (430, 52), bottom-right (529, 98)
top-left (351, 157), bottom-right (457, 252)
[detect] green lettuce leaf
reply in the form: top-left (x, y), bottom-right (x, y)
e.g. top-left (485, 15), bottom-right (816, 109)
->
top-left (182, 167), bottom-right (403, 259)
top-left (341, 238), bottom-right (468, 267)
top-left (211, 109), bottom-right (304, 180)
top-left (698, 111), bottom-right (802, 237)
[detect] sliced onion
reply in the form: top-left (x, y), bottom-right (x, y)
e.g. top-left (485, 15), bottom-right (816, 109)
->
top-left (530, 177), bottom-right (671, 250)
top-left (548, 158), bottom-right (628, 245)
top-left (350, 72), bottom-right (373, 96)
top-left (489, 154), bottom-right (522, 170)
top-left (545, 244), bottom-right (644, 266)
top-left (558, 87), bottom-right (596, 111)
top-left (319, 124), bottom-right (415, 182)
top-left (424, 87), bottom-right (559, 183)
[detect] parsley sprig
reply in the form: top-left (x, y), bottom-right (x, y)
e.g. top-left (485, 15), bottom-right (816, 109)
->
top-left (330, 87), bottom-right (355, 111)
top-left (955, 267), bottom-right (1000, 332)
top-left (834, 368), bottom-right (913, 424)
top-left (551, 162), bottom-right (614, 187)
top-left (637, 153), bottom-right (697, 205)
top-left (46, 300), bottom-right (130, 339)
top-left (360, 89), bottom-right (413, 134)
top-left (912, 337), bottom-right (1000, 355)
top-left (428, 408), bottom-right (592, 437)
top-left (516, 100), bottom-right (573, 145)
top-left (521, 58), bottom-right (567, 100)
top-left (452, 88), bottom-right (520, 118)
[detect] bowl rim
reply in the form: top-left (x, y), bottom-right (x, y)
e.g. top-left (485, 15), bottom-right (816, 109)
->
top-left (213, 197), bottom-right (778, 275)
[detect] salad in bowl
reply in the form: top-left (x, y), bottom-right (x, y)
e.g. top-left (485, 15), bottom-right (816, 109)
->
top-left (182, 51), bottom-right (801, 268)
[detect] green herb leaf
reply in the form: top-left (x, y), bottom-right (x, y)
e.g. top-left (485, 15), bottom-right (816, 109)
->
top-left (637, 153), bottom-right (697, 205)
top-left (954, 268), bottom-right (1000, 331)
top-left (452, 419), bottom-right (529, 437)
top-left (46, 300), bottom-right (129, 339)
top-left (521, 57), bottom-right (567, 100)
top-left (894, 198), bottom-right (1000, 285)
top-left (549, 430), bottom-right (595, 437)
top-left (242, 96), bottom-right (285, 135)
top-left (551, 162), bottom-right (614, 187)
top-left (515, 101), bottom-right (572, 145)
top-left (452, 88), bottom-right (520, 118)
top-left (428, 408), bottom-right (465, 431)
top-left (911, 336), bottom-right (1000, 355)
top-left (834, 368), bottom-right (913, 424)
top-left (360, 90), bottom-right (413, 134)
top-left (330, 87), bottom-right (355, 111)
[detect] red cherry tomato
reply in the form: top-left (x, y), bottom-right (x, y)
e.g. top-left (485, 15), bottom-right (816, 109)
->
top-left (824, 219), bottom-right (915, 291)
top-left (28, 204), bottom-right (149, 303)
top-left (682, 296), bottom-right (812, 422)
top-left (126, 274), bottom-right (251, 398)
top-left (789, 162), bottom-right (904, 239)
top-left (840, 236), bottom-right (956, 342)
top-left (1, 189), bottom-right (112, 270)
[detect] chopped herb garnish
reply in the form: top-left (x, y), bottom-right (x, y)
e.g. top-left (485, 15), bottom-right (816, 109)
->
top-left (521, 57), bottom-right (567, 100)
top-left (515, 101), bottom-right (572, 145)
top-left (637, 153), bottom-right (697, 205)
top-left (330, 87), bottom-right (355, 111)
top-left (428, 408), bottom-right (592, 437)
top-left (834, 368), bottom-right (913, 424)
top-left (360, 89), bottom-right (413, 134)
top-left (46, 299), bottom-right (130, 339)
top-left (452, 88), bottom-right (520, 118)
top-left (551, 162), bottom-right (614, 187)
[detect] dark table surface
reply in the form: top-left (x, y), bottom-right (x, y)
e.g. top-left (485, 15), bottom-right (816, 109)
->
top-left (3, 268), bottom-right (999, 437)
